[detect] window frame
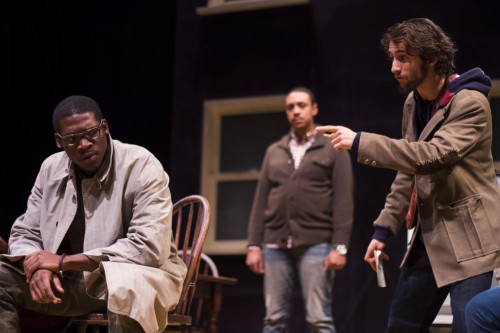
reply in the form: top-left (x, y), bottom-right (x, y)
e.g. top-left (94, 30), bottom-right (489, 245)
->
top-left (201, 94), bottom-right (286, 254)
top-left (196, 0), bottom-right (310, 16)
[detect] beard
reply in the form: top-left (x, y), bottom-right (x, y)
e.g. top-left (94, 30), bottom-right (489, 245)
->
top-left (397, 62), bottom-right (428, 94)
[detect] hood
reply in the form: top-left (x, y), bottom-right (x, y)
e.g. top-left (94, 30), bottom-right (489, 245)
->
top-left (447, 67), bottom-right (491, 96)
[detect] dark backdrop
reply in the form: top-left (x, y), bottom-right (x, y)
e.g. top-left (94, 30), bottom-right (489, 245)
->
top-left (5, 1), bottom-right (500, 332)
top-left (5, 1), bottom-right (177, 238)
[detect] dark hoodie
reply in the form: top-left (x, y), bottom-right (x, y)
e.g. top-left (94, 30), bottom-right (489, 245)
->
top-left (414, 67), bottom-right (492, 137)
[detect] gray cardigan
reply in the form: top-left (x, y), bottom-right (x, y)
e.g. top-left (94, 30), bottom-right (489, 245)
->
top-left (247, 132), bottom-right (354, 249)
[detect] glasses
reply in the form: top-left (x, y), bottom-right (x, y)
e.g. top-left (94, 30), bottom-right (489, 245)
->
top-left (56, 120), bottom-right (103, 146)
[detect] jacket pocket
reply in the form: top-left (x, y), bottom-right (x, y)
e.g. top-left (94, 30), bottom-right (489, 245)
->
top-left (312, 159), bottom-right (329, 169)
top-left (438, 194), bottom-right (499, 262)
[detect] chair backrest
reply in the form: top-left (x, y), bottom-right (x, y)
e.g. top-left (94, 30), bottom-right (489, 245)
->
top-left (199, 252), bottom-right (219, 277)
top-left (70, 195), bottom-right (211, 332)
top-left (170, 194), bottom-right (211, 317)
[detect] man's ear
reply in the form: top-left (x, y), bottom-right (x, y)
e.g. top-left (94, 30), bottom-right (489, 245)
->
top-left (312, 103), bottom-right (319, 117)
top-left (102, 119), bottom-right (110, 135)
top-left (55, 135), bottom-right (62, 148)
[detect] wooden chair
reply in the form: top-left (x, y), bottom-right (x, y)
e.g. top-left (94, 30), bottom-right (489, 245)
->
top-left (72, 194), bottom-right (211, 333)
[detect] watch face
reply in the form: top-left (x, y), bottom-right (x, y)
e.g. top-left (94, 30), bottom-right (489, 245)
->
top-left (336, 244), bottom-right (348, 255)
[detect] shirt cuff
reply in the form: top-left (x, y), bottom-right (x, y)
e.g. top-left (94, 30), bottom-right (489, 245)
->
top-left (352, 132), bottom-right (361, 153)
top-left (372, 225), bottom-right (393, 243)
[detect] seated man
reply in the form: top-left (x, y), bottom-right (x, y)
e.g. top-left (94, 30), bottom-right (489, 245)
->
top-left (0, 95), bottom-right (186, 333)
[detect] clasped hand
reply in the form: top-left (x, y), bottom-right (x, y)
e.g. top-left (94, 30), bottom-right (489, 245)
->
top-left (24, 251), bottom-right (64, 304)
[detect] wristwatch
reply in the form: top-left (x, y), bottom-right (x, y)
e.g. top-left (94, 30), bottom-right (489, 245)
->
top-left (335, 244), bottom-right (348, 256)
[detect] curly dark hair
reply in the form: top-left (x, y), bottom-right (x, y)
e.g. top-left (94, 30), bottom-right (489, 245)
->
top-left (52, 95), bottom-right (103, 133)
top-left (380, 18), bottom-right (457, 77)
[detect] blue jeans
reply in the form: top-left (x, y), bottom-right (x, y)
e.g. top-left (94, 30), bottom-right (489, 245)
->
top-left (465, 286), bottom-right (500, 332)
top-left (263, 243), bottom-right (336, 333)
top-left (387, 235), bottom-right (493, 333)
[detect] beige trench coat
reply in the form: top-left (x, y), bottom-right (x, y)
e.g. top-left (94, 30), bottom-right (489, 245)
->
top-left (3, 138), bottom-right (187, 333)
top-left (358, 89), bottom-right (500, 287)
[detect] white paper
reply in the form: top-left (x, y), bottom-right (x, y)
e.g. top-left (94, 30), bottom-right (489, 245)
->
top-left (374, 250), bottom-right (386, 288)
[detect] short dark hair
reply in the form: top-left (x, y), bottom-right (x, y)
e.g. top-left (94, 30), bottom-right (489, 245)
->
top-left (380, 18), bottom-right (457, 76)
top-left (52, 95), bottom-right (103, 133)
top-left (287, 86), bottom-right (317, 105)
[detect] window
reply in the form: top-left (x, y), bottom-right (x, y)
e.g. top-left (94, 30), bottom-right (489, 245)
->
top-left (201, 95), bottom-right (289, 254)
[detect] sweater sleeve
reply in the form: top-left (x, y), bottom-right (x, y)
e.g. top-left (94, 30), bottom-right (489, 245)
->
top-left (330, 149), bottom-right (355, 247)
top-left (247, 150), bottom-right (272, 248)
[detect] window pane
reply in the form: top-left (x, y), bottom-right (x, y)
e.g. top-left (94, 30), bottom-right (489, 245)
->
top-left (220, 112), bottom-right (289, 172)
top-left (216, 180), bottom-right (258, 240)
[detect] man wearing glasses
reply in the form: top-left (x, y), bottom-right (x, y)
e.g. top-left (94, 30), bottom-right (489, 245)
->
top-left (0, 95), bottom-right (187, 333)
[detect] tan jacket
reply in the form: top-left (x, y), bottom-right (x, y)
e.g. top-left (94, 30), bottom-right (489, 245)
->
top-left (3, 138), bottom-right (187, 333)
top-left (358, 89), bottom-right (500, 287)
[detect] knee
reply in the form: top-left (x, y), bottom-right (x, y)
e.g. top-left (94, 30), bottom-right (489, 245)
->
top-left (466, 289), bottom-right (491, 315)
top-left (0, 265), bottom-right (14, 290)
top-left (465, 289), bottom-right (492, 329)
top-left (0, 264), bottom-right (24, 303)
top-left (465, 296), bottom-right (481, 321)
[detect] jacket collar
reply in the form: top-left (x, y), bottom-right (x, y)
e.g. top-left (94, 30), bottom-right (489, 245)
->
top-left (277, 131), bottom-right (327, 151)
top-left (418, 93), bottom-right (454, 141)
top-left (52, 135), bottom-right (114, 189)
top-left (410, 74), bottom-right (458, 142)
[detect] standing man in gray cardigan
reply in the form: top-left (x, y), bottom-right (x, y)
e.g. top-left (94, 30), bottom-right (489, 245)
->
top-left (318, 18), bottom-right (500, 333)
top-left (246, 87), bottom-right (354, 333)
